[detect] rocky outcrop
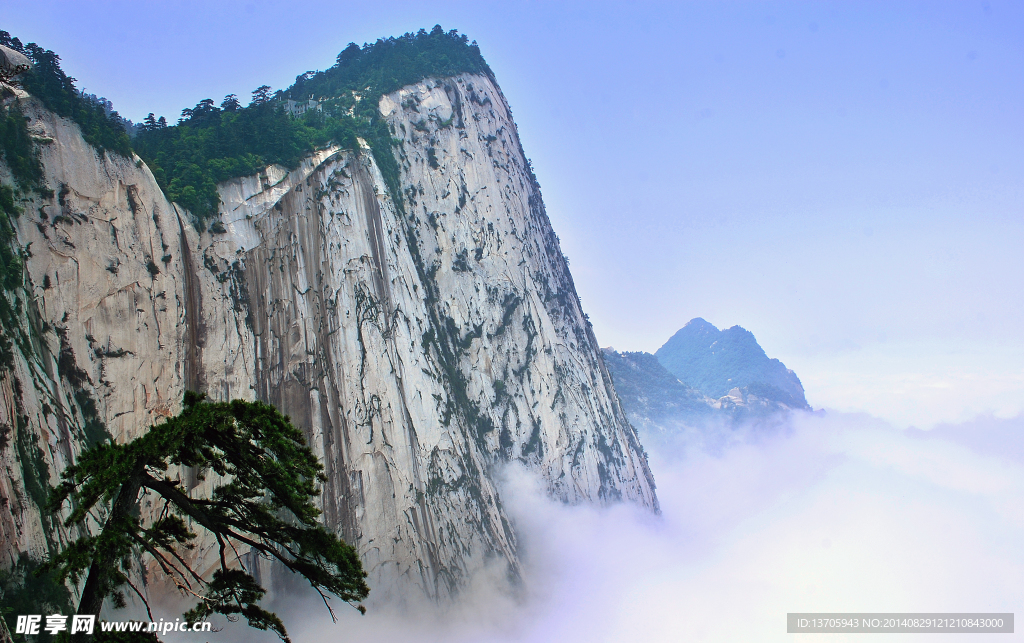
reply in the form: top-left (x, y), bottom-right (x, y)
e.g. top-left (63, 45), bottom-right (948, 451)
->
top-left (0, 72), bottom-right (656, 603)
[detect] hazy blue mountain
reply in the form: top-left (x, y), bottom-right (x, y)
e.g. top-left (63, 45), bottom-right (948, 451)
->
top-left (602, 349), bottom-right (713, 433)
top-left (602, 319), bottom-right (810, 439)
top-left (655, 318), bottom-right (810, 410)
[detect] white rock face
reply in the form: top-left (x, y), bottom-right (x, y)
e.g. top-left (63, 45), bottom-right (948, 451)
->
top-left (0, 73), bottom-right (657, 602)
top-left (0, 96), bottom-right (199, 565)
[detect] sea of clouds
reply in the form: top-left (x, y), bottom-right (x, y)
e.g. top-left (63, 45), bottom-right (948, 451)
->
top-left (190, 410), bottom-right (1023, 643)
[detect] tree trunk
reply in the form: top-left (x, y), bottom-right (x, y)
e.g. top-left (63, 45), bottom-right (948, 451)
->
top-left (71, 473), bottom-right (143, 643)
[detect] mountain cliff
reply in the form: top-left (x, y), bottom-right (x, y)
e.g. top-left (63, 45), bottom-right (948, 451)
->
top-left (0, 29), bottom-right (656, 604)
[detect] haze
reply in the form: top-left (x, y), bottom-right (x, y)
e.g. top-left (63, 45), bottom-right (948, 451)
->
top-left (149, 411), bottom-right (1024, 643)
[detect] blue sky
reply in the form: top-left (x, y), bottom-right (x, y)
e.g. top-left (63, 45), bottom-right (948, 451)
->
top-left (3, 1), bottom-right (1022, 427)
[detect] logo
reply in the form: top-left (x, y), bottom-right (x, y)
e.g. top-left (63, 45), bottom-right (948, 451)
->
top-left (14, 615), bottom-right (212, 636)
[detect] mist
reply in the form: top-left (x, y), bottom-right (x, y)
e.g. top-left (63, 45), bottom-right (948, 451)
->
top-left (174, 411), bottom-right (1022, 642)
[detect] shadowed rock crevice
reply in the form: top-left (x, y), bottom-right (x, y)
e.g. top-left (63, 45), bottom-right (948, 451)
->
top-left (177, 213), bottom-right (206, 394)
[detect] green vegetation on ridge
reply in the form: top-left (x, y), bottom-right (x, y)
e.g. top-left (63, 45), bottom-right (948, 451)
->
top-left (286, 25), bottom-right (491, 111)
top-left (1, 30), bottom-right (133, 158)
top-left (2, 26), bottom-right (488, 223)
top-left (133, 94), bottom-right (359, 220)
top-left (133, 25), bottom-right (490, 222)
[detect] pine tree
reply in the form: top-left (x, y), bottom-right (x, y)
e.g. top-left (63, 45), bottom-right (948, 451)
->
top-left (221, 94), bottom-right (240, 112)
top-left (46, 392), bottom-right (369, 643)
top-left (250, 85), bottom-right (272, 106)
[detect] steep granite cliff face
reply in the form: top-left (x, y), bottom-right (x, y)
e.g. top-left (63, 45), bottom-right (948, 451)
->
top-left (0, 93), bottom-right (195, 568)
top-left (0, 72), bottom-right (656, 603)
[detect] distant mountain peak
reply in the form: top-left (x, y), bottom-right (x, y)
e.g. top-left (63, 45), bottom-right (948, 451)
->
top-left (601, 320), bottom-right (811, 442)
top-left (684, 317), bottom-right (716, 328)
top-left (655, 320), bottom-right (809, 410)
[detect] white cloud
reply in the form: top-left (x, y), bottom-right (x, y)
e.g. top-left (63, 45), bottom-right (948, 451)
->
top-left (188, 411), bottom-right (1024, 643)
top-left (795, 341), bottom-right (1024, 428)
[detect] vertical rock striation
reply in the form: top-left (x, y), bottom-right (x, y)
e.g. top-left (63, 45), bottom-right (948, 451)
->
top-left (0, 72), bottom-right (656, 602)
